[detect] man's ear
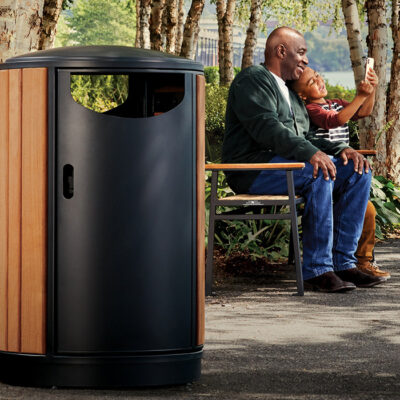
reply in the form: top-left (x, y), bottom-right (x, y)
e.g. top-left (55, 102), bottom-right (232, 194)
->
top-left (276, 44), bottom-right (286, 59)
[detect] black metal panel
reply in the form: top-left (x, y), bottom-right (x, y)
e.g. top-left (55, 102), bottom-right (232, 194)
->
top-left (56, 70), bottom-right (194, 353)
top-left (0, 351), bottom-right (202, 387)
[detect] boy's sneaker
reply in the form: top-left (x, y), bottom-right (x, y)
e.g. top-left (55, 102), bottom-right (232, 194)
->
top-left (357, 260), bottom-right (391, 280)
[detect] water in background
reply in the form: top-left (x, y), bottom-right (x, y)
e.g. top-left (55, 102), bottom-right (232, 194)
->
top-left (321, 71), bottom-right (355, 89)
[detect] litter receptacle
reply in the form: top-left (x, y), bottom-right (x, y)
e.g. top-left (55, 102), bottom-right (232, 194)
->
top-left (0, 46), bottom-right (205, 387)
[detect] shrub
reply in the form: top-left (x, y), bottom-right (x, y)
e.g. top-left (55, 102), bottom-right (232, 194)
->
top-left (205, 168), bottom-right (291, 262)
top-left (205, 83), bottom-right (229, 162)
top-left (204, 66), bottom-right (219, 85)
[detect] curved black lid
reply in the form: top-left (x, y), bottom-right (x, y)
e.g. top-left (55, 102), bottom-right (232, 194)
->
top-left (2, 46), bottom-right (203, 71)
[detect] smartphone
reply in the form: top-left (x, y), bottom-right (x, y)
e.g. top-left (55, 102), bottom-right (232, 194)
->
top-left (365, 57), bottom-right (374, 80)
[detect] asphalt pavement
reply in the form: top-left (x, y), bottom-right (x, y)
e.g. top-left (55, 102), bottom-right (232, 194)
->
top-left (0, 239), bottom-right (399, 400)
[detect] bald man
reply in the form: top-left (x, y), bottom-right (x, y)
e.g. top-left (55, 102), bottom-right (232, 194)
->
top-left (222, 27), bottom-right (385, 292)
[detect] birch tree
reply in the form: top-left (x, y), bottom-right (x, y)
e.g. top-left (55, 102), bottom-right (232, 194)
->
top-left (138, 0), bottom-right (151, 48)
top-left (38, 0), bottom-right (63, 49)
top-left (386, 0), bottom-right (400, 184)
top-left (341, 0), bottom-right (365, 85)
top-left (0, 0), bottom-right (63, 63)
top-left (363, 0), bottom-right (388, 176)
top-left (149, 0), bottom-right (166, 50)
top-left (175, 0), bottom-right (185, 54)
top-left (179, 0), bottom-right (205, 59)
top-left (164, 0), bottom-right (178, 53)
top-left (216, 0), bottom-right (236, 86)
top-left (241, 0), bottom-right (261, 70)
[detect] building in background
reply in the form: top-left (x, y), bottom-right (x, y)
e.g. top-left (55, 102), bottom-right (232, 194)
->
top-left (195, 18), bottom-right (267, 67)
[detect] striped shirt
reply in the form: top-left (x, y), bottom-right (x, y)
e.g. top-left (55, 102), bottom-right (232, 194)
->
top-left (306, 99), bottom-right (360, 145)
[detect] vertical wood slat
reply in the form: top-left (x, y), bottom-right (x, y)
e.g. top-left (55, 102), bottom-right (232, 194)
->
top-left (7, 69), bottom-right (22, 353)
top-left (21, 68), bottom-right (48, 354)
top-left (196, 75), bottom-right (205, 346)
top-left (0, 71), bottom-right (9, 351)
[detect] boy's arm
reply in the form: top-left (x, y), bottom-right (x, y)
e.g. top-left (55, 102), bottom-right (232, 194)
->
top-left (307, 82), bottom-right (374, 130)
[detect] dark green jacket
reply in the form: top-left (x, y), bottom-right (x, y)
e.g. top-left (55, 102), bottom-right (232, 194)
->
top-left (222, 64), bottom-right (349, 193)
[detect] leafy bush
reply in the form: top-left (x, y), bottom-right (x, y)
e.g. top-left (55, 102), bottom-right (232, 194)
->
top-left (204, 67), bottom-right (220, 85)
top-left (325, 81), bottom-right (355, 102)
top-left (205, 168), bottom-right (292, 262)
top-left (205, 84), bottom-right (229, 161)
top-left (370, 176), bottom-right (400, 238)
top-left (70, 74), bottom-right (128, 113)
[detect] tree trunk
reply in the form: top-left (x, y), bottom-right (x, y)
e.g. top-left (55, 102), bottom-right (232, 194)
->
top-left (216, 0), bottom-right (225, 84)
top-left (221, 0), bottom-right (235, 86)
top-left (0, 0), bottom-right (48, 63)
top-left (135, 0), bottom-right (141, 47)
top-left (386, 0), bottom-right (400, 184)
top-left (363, 0), bottom-right (388, 176)
top-left (175, 0), bottom-right (185, 55)
top-left (241, 0), bottom-right (261, 70)
top-left (341, 0), bottom-right (364, 85)
top-left (38, 0), bottom-right (63, 50)
top-left (14, 0), bottom-right (44, 55)
top-left (139, 0), bottom-right (151, 49)
top-left (0, 0), bottom-right (18, 63)
top-left (179, 0), bottom-right (205, 59)
top-left (164, 0), bottom-right (178, 54)
top-left (150, 0), bottom-right (166, 51)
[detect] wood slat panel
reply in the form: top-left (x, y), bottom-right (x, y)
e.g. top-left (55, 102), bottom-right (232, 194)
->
top-left (21, 68), bottom-right (47, 354)
top-left (196, 75), bottom-right (205, 346)
top-left (7, 69), bottom-right (22, 353)
top-left (0, 70), bottom-right (9, 351)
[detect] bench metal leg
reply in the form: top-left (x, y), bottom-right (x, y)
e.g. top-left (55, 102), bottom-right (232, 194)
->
top-left (205, 171), bottom-right (218, 296)
top-left (286, 171), bottom-right (304, 296)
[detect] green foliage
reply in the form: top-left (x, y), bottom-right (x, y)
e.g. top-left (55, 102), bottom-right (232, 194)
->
top-left (56, 0), bottom-right (136, 47)
top-left (205, 83), bottom-right (229, 161)
top-left (325, 81), bottom-right (356, 102)
top-left (70, 75), bottom-right (129, 113)
top-left (205, 169), bottom-right (291, 261)
top-left (370, 176), bottom-right (400, 238)
top-left (204, 67), bottom-right (220, 85)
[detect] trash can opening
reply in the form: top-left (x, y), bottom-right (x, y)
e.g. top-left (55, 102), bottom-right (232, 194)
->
top-left (70, 73), bottom-right (185, 118)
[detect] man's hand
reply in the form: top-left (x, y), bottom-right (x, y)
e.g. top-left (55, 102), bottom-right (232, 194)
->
top-left (340, 148), bottom-right (370, 174)
top-left (309, 151), bottom-right (337, 180)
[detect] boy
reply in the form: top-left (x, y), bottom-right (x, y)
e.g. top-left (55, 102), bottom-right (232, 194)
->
top-left (291, 66), bottom-right (390, 279)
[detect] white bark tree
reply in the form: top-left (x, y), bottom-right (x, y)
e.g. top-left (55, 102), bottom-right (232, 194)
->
top-left (174, 0), bottom-right (185, 54)
top-left (341, 0), bottom-right (365, 85)
top-left (386, 0), bottom-right (400, 184)
top-left (363, 0), bottom-right (388, 176)
top-left (179, 0), bottom-right (205, 59)
top-left (38, 0), bottom-right (63, 49)
top-left (216, 0), bottom-right (236, 86)
top-left (150, 0), bottom-right (166, 50)
top-left (138, 0), bottom-right (151, 49)
top-left (0, 0), bottom-right (63, 63)
top-left (241, 0), bottom-right (261, 70)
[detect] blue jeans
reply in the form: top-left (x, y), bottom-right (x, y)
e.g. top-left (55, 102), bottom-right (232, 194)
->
top-left (248, 156), bottom-right (371, 280)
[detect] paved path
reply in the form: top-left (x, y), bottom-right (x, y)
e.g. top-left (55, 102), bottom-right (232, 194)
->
top-left (0, 239), bottom-right (399, 399)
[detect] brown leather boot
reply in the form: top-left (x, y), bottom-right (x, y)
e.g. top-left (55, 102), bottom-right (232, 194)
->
top-left (357, 260), bottom-right (391, 280)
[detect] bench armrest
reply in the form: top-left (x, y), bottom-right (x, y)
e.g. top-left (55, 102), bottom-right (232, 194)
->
top-left (205, 162), bottom-right (305, 171)
top-left (357, 150), bottom-right (377, 156)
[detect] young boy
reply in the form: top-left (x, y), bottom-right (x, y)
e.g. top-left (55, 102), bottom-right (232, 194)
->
top-left (291, 66), bottom-right (390, 279)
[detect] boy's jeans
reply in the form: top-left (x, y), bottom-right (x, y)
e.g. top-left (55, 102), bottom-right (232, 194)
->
top-left (248, 156), bottom-right (372, 280)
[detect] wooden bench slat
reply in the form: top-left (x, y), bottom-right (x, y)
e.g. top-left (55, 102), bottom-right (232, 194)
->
top-left (205, 163), bottom-right (305, 170)
top-left (220, 194), bottom-right (301, 201)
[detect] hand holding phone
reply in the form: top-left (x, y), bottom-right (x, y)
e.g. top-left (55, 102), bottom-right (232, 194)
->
top-left (365, 57), bottom-right (374, 81)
